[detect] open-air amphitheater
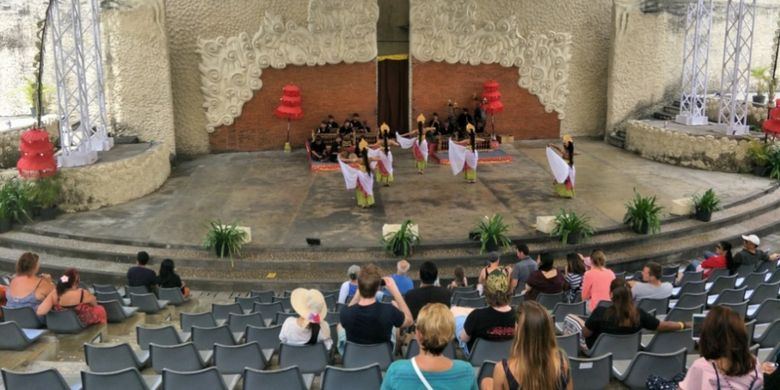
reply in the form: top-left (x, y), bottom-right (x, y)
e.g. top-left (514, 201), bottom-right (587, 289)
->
top-left (2, 0), bottom-right (780, 389)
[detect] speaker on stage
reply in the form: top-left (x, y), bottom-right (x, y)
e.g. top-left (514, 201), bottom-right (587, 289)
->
top-left (306, 238), bottom-right (321, 246)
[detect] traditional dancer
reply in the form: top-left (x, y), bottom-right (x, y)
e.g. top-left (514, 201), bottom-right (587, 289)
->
top-left (546, 135), bottom-right (576, 198)
top-left (448, 123), bottom-right (482, 183)
top-left (396, 114), bottom-right (430, 174)
top-left (338, 139), bottom-right (375, 208)
top-left (367, 123), bottom-right (397, 187)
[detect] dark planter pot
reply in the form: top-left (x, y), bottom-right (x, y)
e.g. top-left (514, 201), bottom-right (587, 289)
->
top-left (566, 232), bottom-right (581, 245)
top-left (0, 219), bottom-right (11, 233)
top-left (31, 206), bottom-right (42, 217)
top-left (392, 243), bottom-right (412, 257)
top-left (633, 221), bottom-right (650, 235)
top-left (214, 243), bottom-right (231, 258)
top-left (753, 165), bottom-right (769, 177)
top-left (694, 208), bottom-right (712, 222)
top-left (753, 95), bottom-right (767, 104)
top-left (484, 239), bottom-right (500, 253)
top-left (39, 206), bottom-right (59, 221)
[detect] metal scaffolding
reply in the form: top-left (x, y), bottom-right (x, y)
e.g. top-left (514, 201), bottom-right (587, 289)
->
top-left (718, 0), bottom-right (756, 136)
top-left (49, 0), bottom-right (113, 168)
top-left (676, 0), bottom-right (712, 126)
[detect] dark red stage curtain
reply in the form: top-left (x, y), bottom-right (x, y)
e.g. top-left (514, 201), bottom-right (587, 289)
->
top-left (378, 58), bottom-right (409, 134)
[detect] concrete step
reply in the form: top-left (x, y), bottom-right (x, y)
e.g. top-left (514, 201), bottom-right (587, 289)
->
top-left (653, 112), bottom-right (674, 120)
top-left (663, 106), bottom-right (681, 115)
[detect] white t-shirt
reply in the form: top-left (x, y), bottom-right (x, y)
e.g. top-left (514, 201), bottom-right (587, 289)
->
top-left (279, 316), bottom-right (333, 350)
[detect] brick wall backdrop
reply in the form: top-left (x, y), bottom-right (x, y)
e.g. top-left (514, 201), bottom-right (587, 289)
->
top-left (210, 62), bottom-right (376, 152)
top-left (411, 60), bottom-right (560, 139)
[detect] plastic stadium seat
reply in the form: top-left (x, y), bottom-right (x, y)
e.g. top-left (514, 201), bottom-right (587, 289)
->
top-left (2, 306), bottom-right (44, 328)
top-left (227, 312), bottom-right (265, 333)
top-left (637, 297), bottom-right (669, 315)
top-left (242, 366), bottom-right (308, 390)
top-left (150, 342), bottom-right (210, 374)
top-left (245, 324), bottom-right (282, 362)
top-left (162, 367), bottom-right (239, 390)
top-left (584, 332), bottom-right (640, 360)
top-left (537, 292), bottom-right (564, 310)
top-left (1, 368), bottom-right (77, 390)
top-left (211, 303), bottom-right (243, 321)
top-left (213, 342), bottom-right (267, 375)
top-left (81, 367), bottom-right (161, 390)
top-left (455, 296), bottom-right (486, 308)
top-left (342, 342), bottom-right (393, 371)
top-left (84, 342), bottom-right (150, 372)
top-left (45, 309), bottom-right (87, 334)
top-left (278, 342), bottom-right (329, 375)
top-left (641, 329), bottom-right (695, 353)
top-left (467, 338), bottom-right (512, 367)
top-left (251, 302), bottom-right (284, 326)
top-left (663, 304), bottom-right (704, 322)
top-left (755, 319), bottom-right (780, 348)
top-left (405, 338), bottom-right (456, 359)
top-left (556, 333), bottom-right (579, 358)
top-left (249, 290), bottom-right (274, 303)
top-left (613, 348), bottom-right (686, 390)
top-left (180, 312), bottom-right (219, 333)
top-left (159, 288), bottom-right (189, 306)
top-left (137, 325), bottom-right (188, 350)
top-left (569, 354), bottom-right (612, 390)
top-left (96, 291), bottom-right (131, 306)
top-left (320, 364), bottom-right (382, 390)
top-left (99, 300), bottom-right (139, 323)
top-left (0, 321), bottom-right (47, 350)
top-left (191, 325), bottom-right (238, 351)
top-left (130, 293), bottom-right (169, 314)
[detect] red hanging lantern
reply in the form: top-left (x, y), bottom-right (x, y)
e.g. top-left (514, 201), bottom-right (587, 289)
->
top-left (482, 80), bottom-right (504, 114)
top-left (17, 128), bottom-right (56, 178)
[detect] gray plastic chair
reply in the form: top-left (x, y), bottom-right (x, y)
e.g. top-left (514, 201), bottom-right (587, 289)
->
top-left (181, 312), bottom-right (218, 332)
top-left (214, 342), bottom-right (267, 375)
top-left (323, 294), bottom-right (337, 310)
top-left (321, 364), bottom-right (382, 390)
top-left (552, 301), bottom-right (587, 318)
top-left (452, 289), bottom-right (480, 305)
top-left (45, 309), bottom-right (87, 334)
top-left (556, 333), bottom-right (579, 357)
top-left (96, 291), bottom-right (131, 306)
top-left (755, 319), bottom-right (780, 348)
top-left (637, 297), bottom-right (669, 315)
top-left (467, 338), bottom-right (512, 367)
top-left (678, 271), bottom-right (702, 286)
top-left (249, 290), bottom-right (274, 303)
top-left (159, 288), bottom-right (188, 306)
top-left (673, 292), bottom-right (707, 309)
top-left (191, 325), bottom-right (237, 351)
top-left (736, 264), bottom-right (758, 278)
top-left (537, 292), bottom-right (565, 310)
top-left (584, 332), bottom-right (641, 360)
top-left (93, 284), bottom-right (120, 294)
top-left (710, 288), bottom-right (747, 307)
top-left (0, 321), bottom-right (46, 350)
top-left (100, 300), bottom-right (139, 323)
top-left (278, 342), bottom-right (330, 374)
top-left (456, 296), bottom-right (487, 308)
top-left (126, 285), bottom-right (150, 295)
top-left (234, 297), bottom-right (257, 312)
top-left (150, 342), bottom-right (209, 374)
top-left (405, 338), bottom-right (456, 359)
top-left (85, 342), bottom-right (150, 372)
top-left (476, 360), bottom-right (497, 387)
top-left (719, 300), bottom-right (749, 319)
top-left (342, 342), bottom-right (393, 371)
top-left (613, 348), bottom-right (686, 390)
top-left (227, 312), bottom-right (265, 333)
top-left (739, 272), bottom-right (769, 290)
top-left (708, 275), bottom-right (737, 295)
top-left (130, 293), bottom-right (169, 314)
top-left (162, 367), bottom-right (238, 390)
top-left (245, 324), bottom-right (282, 362)
top-left (510, 294), bottom-right (525, 307)
top-left (81, 367), bottom-right (161, 390)
top-left (569, 353), bottom-right (613, 390)
top-left (746, 319), bottom-right (756, 344)
top-left (272, 296), bottom-right (292, 312)
top-left (642, 329), bottom-right (695, 353)
top-left (242, 366), bottom-right (307, 390)
top-left (673, 280), bottom-right (706, 298)
top-left (749, 281), bottom-right (780, 305)
top-left (708, 268), bottom-right (730, 281)
top-left (664, 304), bottom-right (704, 322)
top-left (274, 311), bottom-right (298, 325)
top-left (137, 325), bottom-right (187, 350)
top-left (1, 368), bottom-right (75, 390)
top-left (2, 306), bottom-right (44, 328)
top-left (749, 298), bottom-right (780, 323)
top-left (757, 260), bottom-right (779, 274)
top-left (252, 302), bottom-right (284, 325)
top-left (212, 303), bottom-right (243, 321)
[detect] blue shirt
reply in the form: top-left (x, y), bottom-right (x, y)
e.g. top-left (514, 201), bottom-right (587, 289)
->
top-left (381, 359), bottom-right (478, 390)
top-left (392, 274), bottom-right (414, 296)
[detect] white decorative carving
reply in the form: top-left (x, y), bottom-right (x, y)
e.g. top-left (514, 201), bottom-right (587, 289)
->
top-left (198, 0), bottom-right (379, 133)
top-left (410, 0), bottom-right (571, 119)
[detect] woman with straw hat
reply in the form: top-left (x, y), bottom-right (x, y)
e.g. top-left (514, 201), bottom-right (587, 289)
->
top-left (279, 288), bottom-right (332, 350)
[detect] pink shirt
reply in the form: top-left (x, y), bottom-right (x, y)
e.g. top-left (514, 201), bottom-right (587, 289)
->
top-left (581, 267), bottom-right (615, 312)
top-left (679, 357), bottom-right (762, 390)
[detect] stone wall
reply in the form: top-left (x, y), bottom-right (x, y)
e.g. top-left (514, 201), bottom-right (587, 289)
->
top-left (625, 120), bottom-right (752, 173)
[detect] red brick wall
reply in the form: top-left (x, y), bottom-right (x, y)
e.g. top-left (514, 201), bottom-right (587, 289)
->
top-left (210, 62), bottom-right (376, 152)
top-left (411, 60), bottom-right (560, 139)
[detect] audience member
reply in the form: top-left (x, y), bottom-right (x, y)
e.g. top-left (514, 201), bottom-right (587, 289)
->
top-left (328, 135), bottom-right (343, 162)
top-left (350, 113), bottom-right (364, 130)
top-left (382, 303), bottom-right (477, 390)
top-left (5, 252), bottom-right (54, 312)
top-left (448, 266), bottom-right (468, 289)
top-left (391, 260), bottom-right (414, 296)
top-left (337, 264), bottom-right (360, 304)
top-left (156, 259), bottom-right (190, 298)
top-left (510, 243), bottom-right (537, 295)
top-left (326, 115), bottom-right (339, 131)
top-left (627, 261), bottom-right (673, 301)
top-left (478, 252), bottom-right (510, 295)
top-left (481, 301), bottom-right (572, 390)
top-left (310, 135), bottom-right (327, 161)
top-left (563, 253), bottom-right (586, 303)
top-left (581, 250), bottom-right (615, 312)
top-left (280, 288), bottom-right (332, 350)
top-left (524, 252), bottom-right (565, 301)
top-left (685, 241), bottom-right (733, 279)
top-left (733, 234), bottom-right (779, 270)
top-left (455, 272), bottom-right (515, 355)
top-left (37, 268), bottom-right (106, 325)
top-left (127, 251), bottom-right (157, 293)
top-left (339, 264), bottom-right (413, 346)
top-left (339, 120), bottom-right (353, 136)
top-left (404, 261), bottom-right (452, 320)
top-left (315, 121), bottom-right (329, 134)
top-left (679, 306), bottom-right (762, 389)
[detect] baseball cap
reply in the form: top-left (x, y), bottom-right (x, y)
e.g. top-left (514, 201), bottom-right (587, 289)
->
top-left (741, 234), bottom-right (760, 246)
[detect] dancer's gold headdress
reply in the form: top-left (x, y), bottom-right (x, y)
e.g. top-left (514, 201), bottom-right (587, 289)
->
top-left (380, 123), bottom-right (390, 134)
top-left (466, 123), bottom-right (475, 133)
top-left (416, 114), bottom-right (426, 124)
top-left (358, 139), bottom-right (369, 151)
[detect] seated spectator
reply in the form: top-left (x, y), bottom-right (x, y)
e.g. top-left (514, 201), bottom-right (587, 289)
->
top-left (156, 259), bottom-right (190, 298)
top-left (567, 279), bottom-right (686, 350)
top-left (351, 113), bottom-right (364, 130)
top-left (127, 251), bottom-right (157, 293)
top-left (391, 260), bottom-right (414, 296)
top-left (404, 261), bottom-right (452, 320)
top-left (454, 272), bottom-right (515, 356)
top-left (524, 252), bottom-right (565, 301)
top-left (339, 120), bottom-right (353, 136)
top-left (563, 252), bottom-right (586, 303)
top-left (337, 265), bottom-right (360, 304)
top-left (733, 234), bottom-right (779, 271)
top-left (627, 261), bottom-right (673, 301)
top-left (315, 120), bottom-right (329, 134)
top-left (310, 135), bottom-right (327, 161)
top-left (326, 115), bottom-right (339, 131)
top-left (329, 135), bottom-right (343, 162)
top-left (382, 303), bottom-right (477, 390)
top-left (5, 252), bottom-right (54, 312)
top-left (684, 241), bottom-right (733, 279)
top-left (679, 306), bottom-right (763, 389)
top-left (510, 243), bottom-right (537, 295)
top-left (478, 252), bottom-right (510, 295)
top-left (447, 266), bottom-right (468, 289)
top-left (339, 264), bottom-right (413, 347)
top-left (582, 250), bottom-right (615, 312)
top-left (481, 301), bottom-right (571, 390)
top-left (37, 268), bottom-right (106, 325)
top-left (280, 288), bottom-right (332, 350)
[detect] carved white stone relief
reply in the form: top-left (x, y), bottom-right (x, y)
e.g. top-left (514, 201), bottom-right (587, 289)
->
top-left (410, 0), bottom-right (571, 119)
top-left (198, 0), bottom-right (379, 133)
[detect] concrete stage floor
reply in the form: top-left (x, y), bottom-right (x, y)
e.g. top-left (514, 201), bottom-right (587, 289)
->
top-left (34, 139), bottom-right (770, 248)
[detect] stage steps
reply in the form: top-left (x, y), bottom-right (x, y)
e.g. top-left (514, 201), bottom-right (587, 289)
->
top-left (652, 99), bottom-right (681, 121)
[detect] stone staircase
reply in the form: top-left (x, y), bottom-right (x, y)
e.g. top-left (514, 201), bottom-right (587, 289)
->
top-left (652, 99), bottom-right (681, 121)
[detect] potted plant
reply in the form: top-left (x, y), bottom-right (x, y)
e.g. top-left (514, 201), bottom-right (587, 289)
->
top-left (692, 188), bottom-right (720, 222)
top-left (27, 175), bottom-right (62, 220)
top-left (767, 146), bottom-right (780, 181)
top-left (752, 66), bottom-right (769, 105)
top-left (552, 209), bottom-right (594, 245)
top-left (203, 221), bottom-right (247, 267)
top-left (382, 219), bottom-right (420, 257)
top-left (473, 214), bottom-right (512, 254)
top-left (623, 190), bottom-right (663, 235)
top-left (0, 179), bottom-right (32, 230)
top-left (747, 138), bottom-right (770, 176)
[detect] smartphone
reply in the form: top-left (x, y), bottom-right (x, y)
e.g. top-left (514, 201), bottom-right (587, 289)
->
top-left (692, 314), bottom-right (705, 341)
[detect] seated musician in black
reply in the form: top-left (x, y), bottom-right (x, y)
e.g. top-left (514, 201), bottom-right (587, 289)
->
top-left (339, 120), bottom-right (353, 136)
top-left (310, 135), bottom-right (327, 161)
top-left (351, 113), bottom-right (364, 131)
top-left (315, 120), bottom-right (329, 134)
top-left (428, 112), bottom-right (442, 134)
top-left (329, 136), bottom-right (343, 162)
top-left (457, 108), bottom-right (474, 134)
top-left (326, 115), bottom-right (339, 131)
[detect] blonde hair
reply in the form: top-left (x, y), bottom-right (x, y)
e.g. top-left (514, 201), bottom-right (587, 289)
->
top-left (416, 303), bottom-right (455, 356)
top-left (510, 301), bottom-right (565, 390)
top-left (591, 250), bottom-right (607, 267)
